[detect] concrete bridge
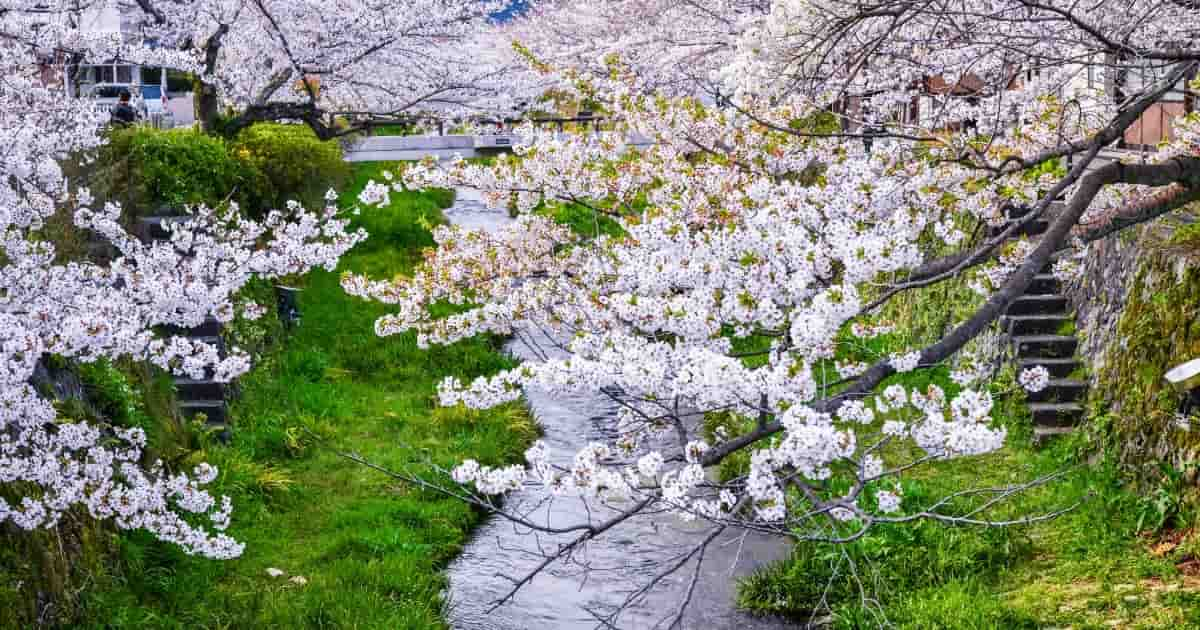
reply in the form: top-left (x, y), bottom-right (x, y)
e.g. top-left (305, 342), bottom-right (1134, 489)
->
top-left (343, 134), bottom-right (499, 162)
top-left (343, 132), bottom-right (653, 162)
top-left (343, 131), bottom-right (1145, 169)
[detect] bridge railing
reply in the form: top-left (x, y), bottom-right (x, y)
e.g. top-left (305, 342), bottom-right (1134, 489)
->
top-left (356, 114), bottom-right (608, 137)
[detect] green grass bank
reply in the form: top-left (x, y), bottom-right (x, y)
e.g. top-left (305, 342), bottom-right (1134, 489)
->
top-left (733, 288), bottom-right (1200, 629)
top-left (11, 146), bottom-right (1200, 630)
top-left (81, 162), bottom-right (536, 628)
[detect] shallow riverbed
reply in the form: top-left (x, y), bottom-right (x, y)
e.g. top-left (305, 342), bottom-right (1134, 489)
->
top-left (442, 190), bottom-right (795, 630)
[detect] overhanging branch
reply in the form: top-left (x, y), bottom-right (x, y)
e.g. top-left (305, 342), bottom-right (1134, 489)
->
top-left (700, 60), bottom-right (1200, 469)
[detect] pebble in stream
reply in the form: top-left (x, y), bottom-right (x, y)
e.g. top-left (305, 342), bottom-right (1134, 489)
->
top-left (441, 190), bottom-right (797, 629)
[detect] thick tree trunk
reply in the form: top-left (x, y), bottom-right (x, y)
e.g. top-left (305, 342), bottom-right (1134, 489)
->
top-left (195, 23), bottom-right (231, 134)
top-left (194, 79), bottom-right (220, 133)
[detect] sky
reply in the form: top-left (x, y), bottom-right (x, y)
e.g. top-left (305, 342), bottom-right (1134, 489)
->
top-left (490, 0), bottom-right (529, 22)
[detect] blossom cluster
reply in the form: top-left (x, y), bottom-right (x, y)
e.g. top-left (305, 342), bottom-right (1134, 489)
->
top-left (358, 102), bottom-right (1013, 527)
top-left (352, 0), bottom-right (1200, 536)
top-left (0, 7), bottom-right (369, 557)
top-left (346, 67), bottom-right (1046, 527)
top-left (1019, 366), bottom-right (1052, 393)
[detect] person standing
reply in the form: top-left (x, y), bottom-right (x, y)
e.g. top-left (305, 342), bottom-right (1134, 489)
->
top-left (110, 90), bottom-right (138, 126)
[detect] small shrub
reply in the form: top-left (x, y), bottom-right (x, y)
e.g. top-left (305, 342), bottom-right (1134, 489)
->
top-left (77, 358), bottom-right (145, 428)
top-left (87, 124), bottom-right (350, 223)
top-left (97, 127), bottom-right (246, 216)
top-left (1135, 462), bottom-right (1194, 533)
top-left (230, 123), bottom-right (351, 215)
top-left (211, 453), bottom-right (296, 500)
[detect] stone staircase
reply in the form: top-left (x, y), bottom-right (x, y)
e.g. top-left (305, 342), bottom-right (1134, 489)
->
top-left (139, 215), bottom-right (233, 441)
top-left (162, 316), bottom-right (231, 441)
top-left (997, 206), bottom-right (1089, 442)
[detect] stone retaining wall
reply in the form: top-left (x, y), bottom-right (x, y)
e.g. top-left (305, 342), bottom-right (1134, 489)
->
top-left (1063, 212), bottom-right (1200, 474)
top-left (1063, 227), bottom-right (1144, 377)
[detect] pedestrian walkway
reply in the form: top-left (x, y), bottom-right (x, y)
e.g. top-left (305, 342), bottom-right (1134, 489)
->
top-left (343, 132), bottom-right (653, 162)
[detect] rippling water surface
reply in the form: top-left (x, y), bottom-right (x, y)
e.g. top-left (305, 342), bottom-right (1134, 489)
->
top-left (441, 190), bottom-right (794, 630)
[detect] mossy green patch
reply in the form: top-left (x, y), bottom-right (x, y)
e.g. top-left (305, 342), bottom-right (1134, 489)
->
top-left (1091, 228), bottom-right (1200, 475)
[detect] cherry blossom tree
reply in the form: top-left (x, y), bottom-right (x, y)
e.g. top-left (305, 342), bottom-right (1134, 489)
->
top-left (501, 0), bottom-right (769, 99)
top-left (0, 0), bottom-right (543, 570)
top-left (114, 0), bottom-right (528, 133)
top-left (349, 0), bottom-right (1200, 622)
top-left (0, 3), bottom-right (376, 558)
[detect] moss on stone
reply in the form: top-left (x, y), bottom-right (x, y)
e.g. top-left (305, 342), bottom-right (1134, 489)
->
top-left (1167, 217), bottom-right (1200, 249)
top-left (1092, 230), bottom-right (1200, 474)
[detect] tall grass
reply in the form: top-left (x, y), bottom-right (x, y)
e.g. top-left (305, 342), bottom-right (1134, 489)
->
top-left (735, 289), bottom-right (1200, 628)
top-left (79, 162), bottom-right (537, 628)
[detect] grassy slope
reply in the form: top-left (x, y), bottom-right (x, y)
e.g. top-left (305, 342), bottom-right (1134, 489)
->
top-left (737, 348), bottom-right (1200, 629)
top-left (88, 162), bottom-right (536, 629)
top-left (543, 196), bottom-right (1200, 629)
top-left (69, 161), bottom-right (1200, 628)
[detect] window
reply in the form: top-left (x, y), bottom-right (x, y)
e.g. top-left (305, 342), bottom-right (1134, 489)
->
top-left (1123, 58), bottom-right (1188, 102)
top-left (141, 66), bottom-right (162, 85)
top-left (80, 62), bottom-right (140, 88)
top-left (93, 85), bottom-right (127, 98)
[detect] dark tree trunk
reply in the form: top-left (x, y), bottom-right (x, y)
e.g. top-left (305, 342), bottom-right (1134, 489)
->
top-left (192, 76), bottom-right (224, 133)
top-left (196, 23), bottom-right (230, 134)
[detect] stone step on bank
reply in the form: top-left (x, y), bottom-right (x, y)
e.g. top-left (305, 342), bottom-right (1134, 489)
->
top-left (994, 204), bottom-right (1089, 443)
top-left (138, 216), bottom-right (233, 441)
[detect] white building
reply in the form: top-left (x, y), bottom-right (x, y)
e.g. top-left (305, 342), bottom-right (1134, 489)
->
top-left (70, 1), bottom-right (158, 96)
top-left (78, 0), bottom-right (132, 34)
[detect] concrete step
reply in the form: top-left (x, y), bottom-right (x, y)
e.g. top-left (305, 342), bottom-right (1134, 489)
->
top-left (1033, 424), bottom-right (1077, 445)
top-left (136, 215), bottom-right (191, 242)
top-left (162, 316), bottom-right (222, 338)
top-left (1005, 314), bottom-right (1072, 336)
top-left (1018, 357), bottom-right (1080, 378)
top-left (1006, 294), bottom-right (1069, 316)
top-left (1026, 274), bottom-right (1060, 295)
top-left (179, 400), bottom-right (227, 426)
top-left (174, 377), bottom-right (226, 400)
top-left (1026, 378), bottom-right (1088, 403)
top-left (1013, 334), bottom-right (1078, 358)
top-left (1029, 401), bottom-right (1084, 427)
top-left (190, 335), bottom-right (225, 354)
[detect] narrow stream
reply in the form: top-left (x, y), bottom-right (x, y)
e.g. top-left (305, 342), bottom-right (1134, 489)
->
top-left (442, 190), bottom-right (796, 630)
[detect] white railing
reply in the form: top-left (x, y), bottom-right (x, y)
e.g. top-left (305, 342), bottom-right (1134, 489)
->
top-left (145, 112), bottom-right (173, 129)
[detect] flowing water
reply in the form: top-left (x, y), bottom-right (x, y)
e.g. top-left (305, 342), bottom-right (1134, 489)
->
top-left (442, 190), bottom-right (796, 630)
